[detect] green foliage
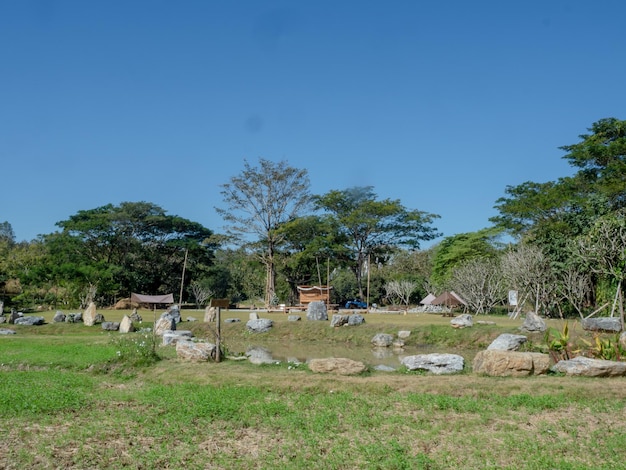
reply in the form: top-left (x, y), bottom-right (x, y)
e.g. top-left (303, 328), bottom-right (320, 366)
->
top-left (216, 158), bottom-right (311, 305)
top-left (315, 186), bottom-right (440, 297)
top-left (109, 331), bottom-right (161, 368)
top-left (544, 322), bottom-right (578, 362)
top-left (430, 227), bottom-right (503, 286)
top-left (581, 334), bottom-right (626, 361)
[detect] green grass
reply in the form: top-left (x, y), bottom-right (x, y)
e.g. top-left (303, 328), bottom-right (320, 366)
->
top-left (1, 310), bottom-right (626, 469)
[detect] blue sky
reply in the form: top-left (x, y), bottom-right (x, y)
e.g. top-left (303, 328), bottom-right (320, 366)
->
top-left (2, 1), bottom-right (625, 246)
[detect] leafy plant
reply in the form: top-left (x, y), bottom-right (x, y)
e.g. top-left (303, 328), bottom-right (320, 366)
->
top-left (544, 322), bottom-right (578, 362)
top-left (581, 334), bottom-right (626, 361)
top-left (109, 331), bottom-right (160, 368)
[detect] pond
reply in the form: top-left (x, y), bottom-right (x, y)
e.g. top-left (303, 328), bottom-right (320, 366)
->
top-left (226, 340), bottom-right (473, 368)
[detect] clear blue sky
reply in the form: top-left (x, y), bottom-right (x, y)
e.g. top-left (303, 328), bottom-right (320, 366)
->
top-left (2, 1), bottom-right (625, 246)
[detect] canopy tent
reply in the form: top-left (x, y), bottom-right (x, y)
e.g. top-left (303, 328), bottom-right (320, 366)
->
top-left (431, 291), bottom-right (467, 308)
top-left (130, 293), bottom-right (174, 306)
top-left (420, 293), bottom-right (437, 305)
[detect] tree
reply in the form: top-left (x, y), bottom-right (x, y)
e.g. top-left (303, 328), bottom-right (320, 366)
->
top-left (430, 227), bottom-right (503, 287)
top-left (216, 158), bottom-right (311, 307)
top-left (491, 118), bottom-right (626, 245)
top-left (275, 215), bottom-right (350, 304)
top-left (49, 201), bottom-right (215, 305)
top-left (314, 186), bottom-right (440, 298)
top-left (189, 280), bottom-right (214, 309)
top-left (447, 257), bottom-right (505, 314)
top-left (384, 280), bottom-right (416, 306)
top-left (500, 244), bottom-right (557, 316)
top-left (560, 117), bottom-right (626, 209)
top-left (574, 212), bottom-right (626, 318)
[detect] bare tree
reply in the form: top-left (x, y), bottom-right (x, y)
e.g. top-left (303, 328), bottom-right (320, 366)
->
top-left (190, 280), bottom-right (213, 309)
top-left (575, 213), bottom-right (626, 318)
top-left (448, 258), bottom-right (505, 314)
top-left (500, 244), bottom-right (556, 316)
top-left (80, 283), bottom-right (97, 309)
top-left (555, 267), bottom-right (592, 319)
top-left (385, 280), bottom-right (417, 306)
top-left (216, 159), bottom-right (311, 307)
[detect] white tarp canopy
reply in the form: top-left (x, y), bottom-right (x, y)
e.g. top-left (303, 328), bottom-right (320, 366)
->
top-left (420, 293), bottom-right (436, 305)
top-left (130, 293), bottom-right (174, 304)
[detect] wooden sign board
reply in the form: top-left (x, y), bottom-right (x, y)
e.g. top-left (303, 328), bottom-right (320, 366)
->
top-left (209, 298), bottom-right (230, 309)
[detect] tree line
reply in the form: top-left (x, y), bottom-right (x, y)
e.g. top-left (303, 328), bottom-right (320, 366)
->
top-left (1, 117), bottom-right (625, 316)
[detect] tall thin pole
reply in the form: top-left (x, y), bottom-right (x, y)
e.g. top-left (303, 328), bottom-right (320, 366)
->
top-left (178, 248), bottom-right (188, 306)
top-left (367, 253), bottom-right (371, 311)
top-left (327, 257), bottom-right (330, 309)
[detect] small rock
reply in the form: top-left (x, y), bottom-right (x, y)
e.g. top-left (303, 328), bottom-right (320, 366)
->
top-left (14, 316), bottom-right (45, 326)
top-left (246, 318), bottom-right (273, 333)
top-left (348, 314), bottom-right (365, 326)
top-left (163, 330), bottom-right (193, 346)
top-left (450, 314), bottom-right (473, 329)
top-left (330, 314), bottom-right (349, 327)
top-left (519, 312), bottom-right (546, 332)
top-left (487, 333), bottom-right (528, 351)
top-left (371, 333), bottom-right (394, 347)
top-left (154, 317), bottom-right (176, 336)
top-left (246, 346), bottom-right (275, 365)
top-left (306, 301), bottom-right (328, 321)
top-left (119, 315), bottom-right (135, 333)
top-left (101, 322), bottom-right (120, 331)
top-left (83, 302), bottom-right (97, 326)
top-left (53, 311), bottom-right (66, 323)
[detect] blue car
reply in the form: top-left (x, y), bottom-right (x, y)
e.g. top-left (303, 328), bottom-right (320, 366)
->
top-left (345, 299), bottom-right (367, 309)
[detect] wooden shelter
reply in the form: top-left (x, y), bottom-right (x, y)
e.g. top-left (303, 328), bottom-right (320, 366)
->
top-left (431, 291), bottom-right (466, 308)
top-left (296, 285), bottom-right (332, 306)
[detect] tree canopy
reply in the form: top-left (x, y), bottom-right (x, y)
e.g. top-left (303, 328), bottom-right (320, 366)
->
top-left (314, 186), bottom-right (440, 298)
top-left (216, 158), bottom-right (311, 306)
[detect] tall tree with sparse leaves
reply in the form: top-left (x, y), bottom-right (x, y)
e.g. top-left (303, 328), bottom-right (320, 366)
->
top-left (216, 158), bottom-right (311, 306)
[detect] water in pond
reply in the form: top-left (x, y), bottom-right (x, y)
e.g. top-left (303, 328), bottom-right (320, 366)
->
top-left (226, 340), bottom-right (461, 368)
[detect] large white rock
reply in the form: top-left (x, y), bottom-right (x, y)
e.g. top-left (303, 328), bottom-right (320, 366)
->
top-left (119, 315), bottom-right (135, 333)
top-left (473, 350), bottom-right (550, 376)
top-left (83, 302), bottom-right (97, 326)
top-left (401, 353), bottom-right (464, 375)
top-left (176, 340), bottom-right (216, 362)
top-left (551, 356), bottom-right (626, 377)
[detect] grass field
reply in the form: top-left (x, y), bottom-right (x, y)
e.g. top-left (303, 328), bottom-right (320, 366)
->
top-left (1, 309), bottom-right (625, 469)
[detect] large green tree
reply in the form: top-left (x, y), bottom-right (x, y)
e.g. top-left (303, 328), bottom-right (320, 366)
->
top-left (491, 118), bottom-right (626, 315)
top-left (216, 158), bottom-right (311, 307)
top-left (314, 186), bottom-right (440, 299)
top-left (430, 227), bottom-right (504, 287)
top-left (492, 118), bottom-right (626, 243)
top-left (46, 201), bottom-right (215, 305)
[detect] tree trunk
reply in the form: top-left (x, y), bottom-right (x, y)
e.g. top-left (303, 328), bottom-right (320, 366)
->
top-left (265, 243), bottom-right (276, 308)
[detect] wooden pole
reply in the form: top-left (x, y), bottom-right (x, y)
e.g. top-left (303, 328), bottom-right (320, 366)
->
top-left (366, 253), bottom-right (371, 311)
top-left (178, 248), bottom-right (188, 306)
top-left (215, 306), bottom-right (221, 363)
top-left (327, 258), bottom-right (330, 309)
